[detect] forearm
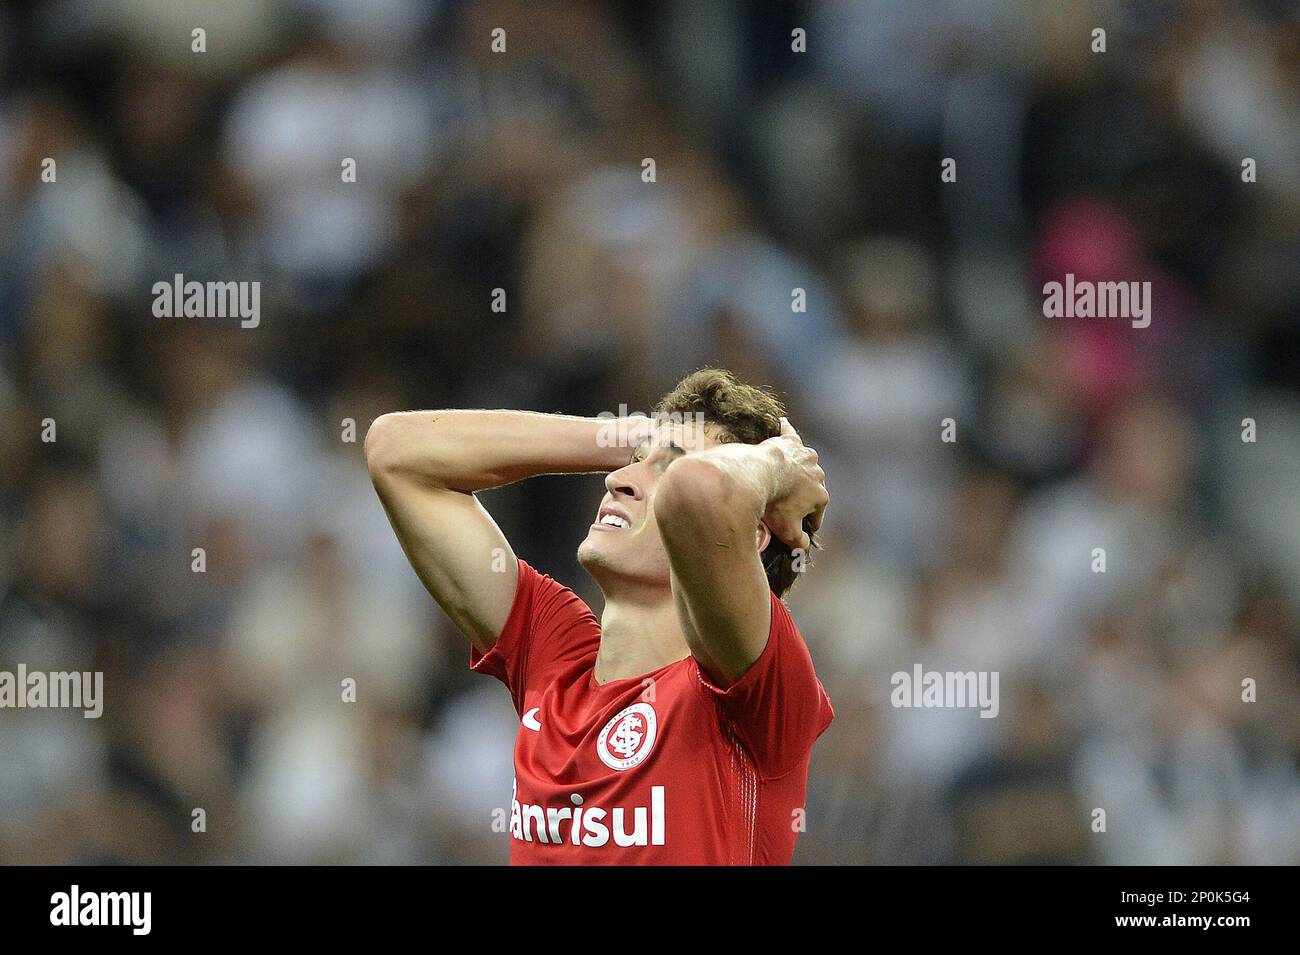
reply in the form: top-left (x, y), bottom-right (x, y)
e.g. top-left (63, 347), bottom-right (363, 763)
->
top-left (658, 442), bottom-right (783, 533)
top-left (653, 442), bottom-right (789, 682)
top-left (364, 409), bottom-right (635, 492)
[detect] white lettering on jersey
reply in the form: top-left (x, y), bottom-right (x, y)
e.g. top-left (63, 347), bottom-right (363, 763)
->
top-left (509, 781), bottom-right (666, 847)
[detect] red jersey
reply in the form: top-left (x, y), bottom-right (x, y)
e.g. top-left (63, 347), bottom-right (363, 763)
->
top-left (470, 559), bottom-right (834, 865)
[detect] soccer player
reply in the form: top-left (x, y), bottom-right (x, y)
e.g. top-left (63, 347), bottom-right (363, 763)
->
top-left (365, 369), bottom-right (833, 864)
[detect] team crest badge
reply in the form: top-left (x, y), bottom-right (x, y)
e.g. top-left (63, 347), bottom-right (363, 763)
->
top-left (596, 702), bottom-right (658, 770)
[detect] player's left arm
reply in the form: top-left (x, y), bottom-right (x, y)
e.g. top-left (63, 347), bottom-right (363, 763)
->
top-left (653, 419), bottom-right (828, 685)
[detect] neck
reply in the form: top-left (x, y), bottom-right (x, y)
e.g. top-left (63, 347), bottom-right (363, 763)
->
top-left (593, 585), bottom-right (690, 684)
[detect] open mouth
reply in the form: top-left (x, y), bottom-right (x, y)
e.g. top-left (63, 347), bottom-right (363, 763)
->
top-left (592, 505), bottom-right (633, 531)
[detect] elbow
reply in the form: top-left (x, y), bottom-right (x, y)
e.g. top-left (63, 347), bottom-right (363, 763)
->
top-left (365, 411), bottom-right (460, 488)
top-left (363, 413), bottom-right (404, 481)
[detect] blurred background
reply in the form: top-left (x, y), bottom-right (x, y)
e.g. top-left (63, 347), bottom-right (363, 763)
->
top-left (1, 0), bottom-right (1298, 864)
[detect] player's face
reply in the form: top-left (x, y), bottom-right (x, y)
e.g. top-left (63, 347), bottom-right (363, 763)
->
top-left (577, 420), bottom-right (721, 591)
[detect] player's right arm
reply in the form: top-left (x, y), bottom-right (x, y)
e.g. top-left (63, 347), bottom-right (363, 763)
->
top-left (364, 410), bottom-right (645, 653)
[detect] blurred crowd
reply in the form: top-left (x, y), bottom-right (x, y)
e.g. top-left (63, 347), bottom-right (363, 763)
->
top-left (1, 0), bottom-right (1297, 864)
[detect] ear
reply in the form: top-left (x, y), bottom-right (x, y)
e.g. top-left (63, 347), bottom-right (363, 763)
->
top-left (756, 521), bottom-right (772, 553)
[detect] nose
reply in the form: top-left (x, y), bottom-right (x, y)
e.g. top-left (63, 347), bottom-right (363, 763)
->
top-left (604, 464), bottom-right (643, 501)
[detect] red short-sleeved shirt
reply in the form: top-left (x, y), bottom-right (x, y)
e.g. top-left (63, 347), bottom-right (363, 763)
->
top-left (470, 559), bottom-right (834, 865)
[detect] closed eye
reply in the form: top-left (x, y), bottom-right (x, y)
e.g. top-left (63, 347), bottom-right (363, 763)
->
top-left (631, 439), bottom-right (686, 466)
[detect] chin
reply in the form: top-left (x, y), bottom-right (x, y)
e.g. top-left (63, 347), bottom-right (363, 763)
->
top-left (576, 538), bottom-right (634, 576)
top-left (578, 544), bottom-right (670, 594)
top-left (576, 536), bottom-right (611, 571)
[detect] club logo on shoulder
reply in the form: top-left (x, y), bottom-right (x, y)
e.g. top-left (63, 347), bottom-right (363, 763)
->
top-left (596, 702), bottom-right (658, 771)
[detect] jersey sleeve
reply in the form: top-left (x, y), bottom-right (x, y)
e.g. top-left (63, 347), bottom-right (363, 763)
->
top-left (694, 592), bottom-right (835, 779)
top-left (469, 558), bottom-right (601, 714)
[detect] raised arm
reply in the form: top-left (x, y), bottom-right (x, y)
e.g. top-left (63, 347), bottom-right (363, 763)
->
top-left (653, 419), bottom-right (828, 685)
top-left (364, 410), bottom-right (645, 652)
